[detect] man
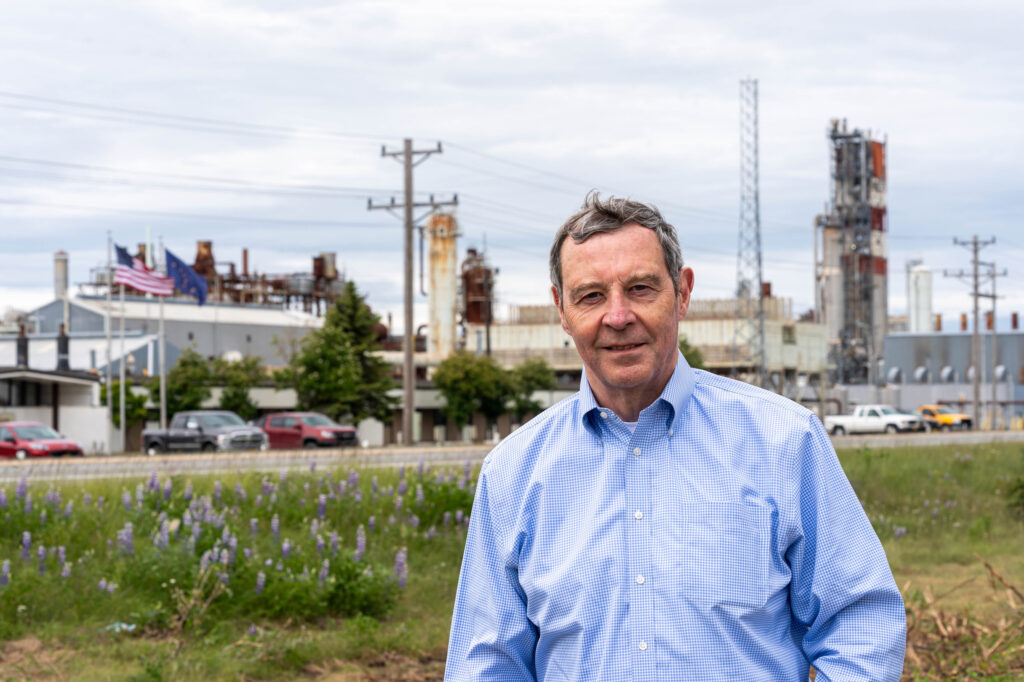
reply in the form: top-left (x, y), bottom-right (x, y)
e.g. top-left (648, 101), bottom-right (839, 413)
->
top-left (445, 194), bottom-right (906, 680)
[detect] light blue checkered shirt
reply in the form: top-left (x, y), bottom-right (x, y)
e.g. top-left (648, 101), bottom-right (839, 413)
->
top-left (445, 353), bottom-right (905, 680)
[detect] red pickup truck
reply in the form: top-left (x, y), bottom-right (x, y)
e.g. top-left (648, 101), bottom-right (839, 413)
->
top-left (256, 412), bottom-right (358, 449)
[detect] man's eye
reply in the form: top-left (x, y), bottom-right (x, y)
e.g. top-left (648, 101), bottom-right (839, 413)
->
top-left (580, 292), bottom-right (602, 303)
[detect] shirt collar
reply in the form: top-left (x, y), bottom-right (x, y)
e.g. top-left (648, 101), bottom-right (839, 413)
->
top-left (578, 350), bottom-right (696, 431)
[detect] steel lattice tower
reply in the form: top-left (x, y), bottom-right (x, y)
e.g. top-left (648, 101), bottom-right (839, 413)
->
top-left (734, 78), bottom-right (766, 386)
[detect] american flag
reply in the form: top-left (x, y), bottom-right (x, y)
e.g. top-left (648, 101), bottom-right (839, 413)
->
top-left (113, 244), bottom-right (174, 296)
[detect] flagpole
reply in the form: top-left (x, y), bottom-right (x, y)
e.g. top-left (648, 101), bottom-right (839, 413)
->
top-left (119, 282), bottom-right (126, 452)
top-left (159, 237), bottom-right (167, 431)
top-left (105, 232), bottom-right (113, 456)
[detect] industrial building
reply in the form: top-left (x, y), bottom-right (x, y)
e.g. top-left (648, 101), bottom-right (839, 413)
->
top-left (815, 119), bottom-right (889, 385)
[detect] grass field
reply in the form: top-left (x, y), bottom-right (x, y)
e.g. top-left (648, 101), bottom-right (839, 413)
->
top-left (1, 442), bottom-right (1023, 680)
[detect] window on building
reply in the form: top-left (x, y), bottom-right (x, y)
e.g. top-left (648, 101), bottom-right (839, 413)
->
top-left (782, 325), bottom-right (796, 345)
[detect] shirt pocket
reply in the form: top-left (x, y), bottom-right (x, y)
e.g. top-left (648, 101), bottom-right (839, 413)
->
top-left (670, 502), bottom-right (770, 610)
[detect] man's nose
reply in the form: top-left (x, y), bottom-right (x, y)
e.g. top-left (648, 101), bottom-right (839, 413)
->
top-left (603, 290), bottom-right (635, 329)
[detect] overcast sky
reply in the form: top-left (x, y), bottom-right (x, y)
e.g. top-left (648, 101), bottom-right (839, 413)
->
top-left (1, 0), bottom-right (1022, 332)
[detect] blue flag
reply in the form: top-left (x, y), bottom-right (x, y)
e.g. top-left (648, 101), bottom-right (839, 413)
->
top-left (165, 248), bottom-right (208, 306)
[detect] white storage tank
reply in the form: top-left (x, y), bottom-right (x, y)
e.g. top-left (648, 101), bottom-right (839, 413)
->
top-left (907, 263), bottom-right (933, 333)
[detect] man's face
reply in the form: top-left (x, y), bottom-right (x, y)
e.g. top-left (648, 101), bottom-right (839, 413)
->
top-left (553, 223), bottom-right (694, 413)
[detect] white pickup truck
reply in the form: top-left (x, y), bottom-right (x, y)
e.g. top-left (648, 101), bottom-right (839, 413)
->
top-left (824, 404), bottom-right (925, 435)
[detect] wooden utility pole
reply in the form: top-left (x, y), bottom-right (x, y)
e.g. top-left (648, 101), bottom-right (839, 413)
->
top-left (978, 260), bottom-right (1008, 428)
top-left (944, 236), bottom-right (996, 427)
top-left (369, 140), bottom-right (456, 445)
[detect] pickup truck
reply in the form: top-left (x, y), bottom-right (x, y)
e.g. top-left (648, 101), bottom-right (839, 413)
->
top-left (824, 404), bottom-right (925, 436)
top-left (142, 410), bottom-right (268, 455)
top-left (917, 404), bottom-right (973, 431)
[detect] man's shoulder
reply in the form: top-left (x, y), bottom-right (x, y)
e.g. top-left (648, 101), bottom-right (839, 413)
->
top-left (691, 369), bottom-right (815, 422)
top-left (483, 391), bottom-right (582, 471)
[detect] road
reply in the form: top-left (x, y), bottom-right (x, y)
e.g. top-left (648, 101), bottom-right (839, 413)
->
top-left (3, 430), bottom-right (1024, 482)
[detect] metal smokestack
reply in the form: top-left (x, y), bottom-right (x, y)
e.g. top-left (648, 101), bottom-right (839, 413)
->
top-left (16, 325), bottom-right (28, 368)
top-left (57, 323), bottom-right (70, 371)
top-left (54, 250), bottom-right (69, 331)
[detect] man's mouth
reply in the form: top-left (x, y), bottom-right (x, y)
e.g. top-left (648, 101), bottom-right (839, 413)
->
top-left (606, 343), bottom-right (642, 351)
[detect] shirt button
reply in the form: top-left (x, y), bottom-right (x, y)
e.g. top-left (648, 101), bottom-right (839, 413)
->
top-left (668, 428), bottom-right (674, 436)
top-left (638, 640), bottom-right (648, 651)
top-left (634, 510), bottom-right (643, 520)
top-left (633, 447), bottom-right (641, 456)
top-left (636, 574), bottom-right (645, 585)
top-left (600, 412), bottom-right (608, 419)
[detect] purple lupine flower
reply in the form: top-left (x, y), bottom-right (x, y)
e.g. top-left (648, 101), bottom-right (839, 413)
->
top-left (455, 509), bottom-right (464, 525)
top-left (0, 488), bottom-right (6, 509)
top-left (464, 459), bottom-right (472, 484)
top-left (191, 523), bottom-right (202, 544)
top-left (261, 478), bottom-right (272, 496)
top-left (16, 476), bottom-right (27, 500)
top-left (354, 525), bottom-right (366, 563)
top-left (39, 510), bottom-right (46, 524)
top-left (199, 550), bottom-right (213, 573)
top-left (316, 534), bottom-right (325, 554)
top-left (147, 471), bottom-right (159, 494)
top-left (409, 514), bottom-right (420, 529)
top-left (353, 489), bottom-right (362, 503)
top-left (317, 494), bottom-right (326, 520)
top-left (348, 470), bottom-right (359, 489)
top-left (318, 559), bottom-right (330, 584)
top-left (163, 479), bottom-right (172, 501)
top-left (118, 522), bottom-right (135, 555)
top-left (303, 482), bottom-right (310, 495)
top-left (0, 559), bottom-right (9, 586)
top-left (310, 519), bottom-right (319, 538)
top-left (435, 471), bottom-right (444, 484)
top-left (21, 532), bottom-right (31, 561)
top-left (250, 518), bottom-right (259, 536)
top-left (219, 572), bottom-right (229, 585)
top-left (136, 483), bottom-right (144, 507)
top-left (337, 480), bottom-right (347, 496)
top-left (37, 546), bottom-right (47, 576)
top-left (329, 531), bottom-right (339, 556)
top-left (388, 514), bottom-right (396, 526)
top-left (213, 481), bottom-right (222, 505)
top-left (228, 535), bottom-right (238, 564)
top-left (281, 539), bottom-right (291, 559)
top-left (394, 547), bottom-right (408, 589)
top-left (221, 526), bottom-right (230, 543)
top-left (457, 476), bottom-right (466, 490)
top-left (184, 482), bottom-right (193, 502)
top-left (98, 578), bottom-right (107, 591)
top-left (121, 490), bottom-right (132, 512)
top-left (83, 492), bottom-right (91, 507)
top-left (443, 511), bottom-right (452, 527)
top-left (183, 509), bottom-right (193, 527)
top-left (107, 582), bottom-right (117, 593)
top-left (255, 494), bottom-right (263, 507)
top-left (57, 546), bottom-right (66, 564)
top-left (398, 465), bottom-right (405, 481)
top-left (425, 526), bottom-right (436, 540)
top-left (368, 516), bottom-right (376, 532)
top-left (155, 521), bottom-right (170, 550)
top-left (235, 482), bottom-right (246, 502)
top-left (394, 496), bottom-right (403, 513)
top-left (397, 479), bottom-right (408, 496)
top-left (243, 548), bottom-right (252, 560)
top-left (415, 484), bottom-right (424, 504)
top-left (279, 470), bottom-right (287, 485)
top-left (271, 514), bottom-right (280, 541)
top-left (64, 501), bottom-right (73, 518)
top-left (309, 460), bottom-right (317, 474)
top-left (275, 560), bottom-right (283, 571)
top-left (23, 494), bottom-right (32, 515)
top-left (270, 492), bottom-right (278, 506)
top-left (248, 624), bottom-right (257, 635)
top-left (372, 477), bottom-right (379, 494)
top-left (97, 496), bottom-right (105, 510)
top-left (61, 563), bottom-right (71, 579)
top-left (418, 459), bottom-right (424, 478)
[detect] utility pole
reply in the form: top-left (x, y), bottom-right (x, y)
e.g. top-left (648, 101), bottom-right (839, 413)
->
top-left (944, 236), bottom-right (996, 428)
top-left (734, 78), bottom-right (766, 387)
top-left (369, 139), bottom-right (456, 445)
top-left (978, 260), bottom-right (1008, 428)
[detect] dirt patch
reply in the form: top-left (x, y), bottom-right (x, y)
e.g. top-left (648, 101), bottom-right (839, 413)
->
top-left (0, 636), bottom-right (74, 681)
top-left (311, 651), bottom-right (445, 681)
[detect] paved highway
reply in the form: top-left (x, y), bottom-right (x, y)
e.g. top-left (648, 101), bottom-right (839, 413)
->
top-left (3, 430), bottom-right (1023, 482)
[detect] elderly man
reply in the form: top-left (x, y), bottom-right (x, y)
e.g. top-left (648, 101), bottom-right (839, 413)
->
top-left (445, 194), bottom-right (905, 680)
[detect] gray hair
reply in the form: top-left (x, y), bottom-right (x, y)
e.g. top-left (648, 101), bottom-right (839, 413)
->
top-left (549, 192), bottom-right (684, 300)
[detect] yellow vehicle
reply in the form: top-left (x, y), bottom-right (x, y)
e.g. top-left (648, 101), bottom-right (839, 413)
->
top-left (917, 404), bottom-right (973, 431)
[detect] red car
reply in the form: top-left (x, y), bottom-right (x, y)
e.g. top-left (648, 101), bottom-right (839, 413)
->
top-left (0, 421), bottom-right (84, 459)
top-left (256, 412), bottom-right (359, 449)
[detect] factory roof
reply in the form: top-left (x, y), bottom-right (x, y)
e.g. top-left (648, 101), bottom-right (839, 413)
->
top-left (69, 296), bottom-right (325, 329)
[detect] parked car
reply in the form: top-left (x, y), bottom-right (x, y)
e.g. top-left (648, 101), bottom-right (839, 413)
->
top-left (824, 404), bottom-right (925, 435)
top-left (917, 404), bottom-right (973, 431)
top-left (0, 421), bottom-right (84, 459)
top-left (256, 412), bottom-right (358, 449)
top-left (142, 410), bottom-right (269, 455)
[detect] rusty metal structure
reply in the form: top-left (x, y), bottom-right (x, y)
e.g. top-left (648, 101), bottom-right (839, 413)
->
top-left (427, 213), bottom-right (458, 358)
top-left (815, 119), bottom-right (888, 384)
top-left (461, 248), bottom-right (495, 354)
top-left (82, 241), bottom-right (347, 316)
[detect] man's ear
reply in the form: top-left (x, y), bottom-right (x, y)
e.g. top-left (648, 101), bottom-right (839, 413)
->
top-left (552, 285), bottom-right (571, 334)
top-left (677, 267), bottom-right (695, 318)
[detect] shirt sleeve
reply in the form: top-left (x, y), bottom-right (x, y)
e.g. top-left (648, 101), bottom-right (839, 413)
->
top-left (445, 461), bottom-right (538, 681)
top-left (786, 414), bottom-right (906, 681)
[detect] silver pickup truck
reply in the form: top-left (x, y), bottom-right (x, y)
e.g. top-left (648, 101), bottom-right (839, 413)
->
top-left (142, 410), bottom-right (268, 455)
top-left (824, 404), bottom-right (925, 436)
